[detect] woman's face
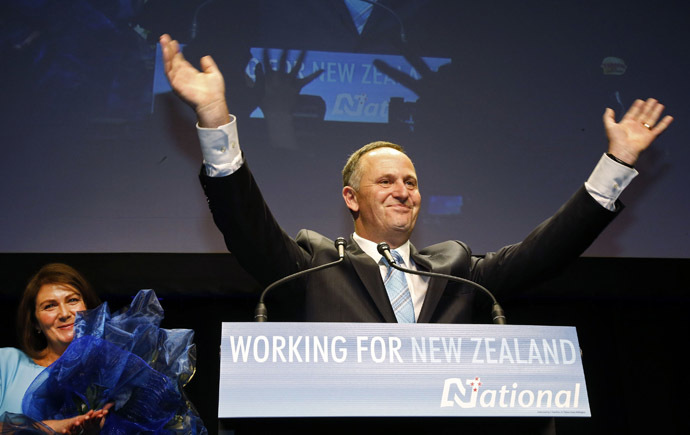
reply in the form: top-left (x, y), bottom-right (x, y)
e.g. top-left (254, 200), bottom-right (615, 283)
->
top-left (34, 283), bottom-right (86, 353)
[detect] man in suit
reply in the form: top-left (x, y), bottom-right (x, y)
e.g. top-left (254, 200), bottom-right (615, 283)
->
top-left (160, 33), bottom-right (673, 324)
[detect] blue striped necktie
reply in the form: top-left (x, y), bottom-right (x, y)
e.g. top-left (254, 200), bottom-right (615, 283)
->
top-left (382, 250), bottom-right (415, 323)
top-left (345, 0), bottom-right (375, 34)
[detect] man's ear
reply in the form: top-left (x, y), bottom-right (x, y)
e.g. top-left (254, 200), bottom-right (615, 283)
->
top-left (342, 186), bottom-right (359, 213)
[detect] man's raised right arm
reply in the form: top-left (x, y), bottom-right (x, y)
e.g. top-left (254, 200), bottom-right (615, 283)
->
top-left (161, 34), bottom-right (311, 287)
top-left (160, 34), bottom-right (241, 176)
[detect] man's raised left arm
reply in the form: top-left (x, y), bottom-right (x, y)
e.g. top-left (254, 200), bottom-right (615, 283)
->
top-left (586, 98), bottom-right (673, 210)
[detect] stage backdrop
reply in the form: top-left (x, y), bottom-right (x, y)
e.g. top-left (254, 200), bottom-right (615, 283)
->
top-left (1, 0), bottom-right (688, 257)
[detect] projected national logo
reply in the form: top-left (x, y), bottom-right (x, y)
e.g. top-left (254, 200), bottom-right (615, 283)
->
top-left (245, 48), bottom-right (451, 124)
top-left (440, 377), bottom-right (583, 410)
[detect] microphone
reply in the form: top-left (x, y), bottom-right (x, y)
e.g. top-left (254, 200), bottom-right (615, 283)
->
top-left (335, 236), bottom-right (346, 259)
top-left (377, 242), bottom-right (507, 325)
top-left (254, 237), bottom-right (347, 321)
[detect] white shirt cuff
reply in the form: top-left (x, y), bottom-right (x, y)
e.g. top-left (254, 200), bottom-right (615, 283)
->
top-left (585, 153), bottom-right (638, 211)
top-left (197, 115), bottom-right (244, 177)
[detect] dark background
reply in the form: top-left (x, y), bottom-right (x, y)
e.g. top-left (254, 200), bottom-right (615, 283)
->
top-left (2, 254), bottom-right (688, 434)
top-left (1, 1), bottom-right (689, 433)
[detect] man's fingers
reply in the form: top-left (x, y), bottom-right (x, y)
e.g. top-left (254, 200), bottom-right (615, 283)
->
top-left (161, 36), bottom-right (185, 76)
top-left (626, 99), bottom-right (672, 135)
top-left (652, 115), bottom-right (674, 135)
top-left (262, 48), bottom-right (271, 75)
top-left (298, 69), bottom-right (324, 88)
top-left (253, 62), bottom-right (265, 86)
top-left (621, 98), bottom-right (644, 122)
top-left (159, 34), bottom-right (170, 52)
top-left (200, 55), bottom-right (219, 74)
top-left (602, 107), bottom-right (616, 128)
top-left (637, 98), bottom-right (659, 122)
top-left (373, 59), bottom-right (418, 91)
top-left (169, 40), bottom-right (183, 65)
top-left (643, 99), bottom-right (665, 126)
top-left (278, 50), bottom-right (288, 74)
top-left (404, 53), bottom-right (432, 78)
top-left (160, 35), bottom-right (173, 73)
top-left (289, 51), bottom-right (307, 79)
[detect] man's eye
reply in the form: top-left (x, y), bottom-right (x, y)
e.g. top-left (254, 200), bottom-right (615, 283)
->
top-left (379, 179), bottom-right (391, 186)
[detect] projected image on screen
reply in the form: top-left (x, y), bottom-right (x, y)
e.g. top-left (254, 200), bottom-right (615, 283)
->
top-left (0, 0), bottom-right (687, 258)
top-left (155, 47), bottom-right (451, 125)
top-left (245, 49), bottom-right (451, 124)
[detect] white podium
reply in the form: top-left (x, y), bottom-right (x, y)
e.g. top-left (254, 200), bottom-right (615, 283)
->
top-left (218, 322), bottom-right (590, 419)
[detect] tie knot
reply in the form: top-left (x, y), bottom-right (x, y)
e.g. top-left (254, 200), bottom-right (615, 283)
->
top-left (391, 250), bottom-right (404, 265)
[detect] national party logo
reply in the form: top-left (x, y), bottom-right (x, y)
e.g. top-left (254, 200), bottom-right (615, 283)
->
top-left (440, 377), bottom-right (583, 410)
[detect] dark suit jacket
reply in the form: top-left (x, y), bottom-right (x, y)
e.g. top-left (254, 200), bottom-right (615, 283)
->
top-left (200, 161), bottom-right (620, 323)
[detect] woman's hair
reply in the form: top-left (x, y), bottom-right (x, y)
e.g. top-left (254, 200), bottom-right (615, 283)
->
top-left (17, 263), bottom-right (101, 358)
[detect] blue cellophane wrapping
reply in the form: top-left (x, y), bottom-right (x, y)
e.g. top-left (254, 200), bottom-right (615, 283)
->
top-left (0, 412), bottom-right (56, 434)
top-left (20, 289), bottom-right (207, 434)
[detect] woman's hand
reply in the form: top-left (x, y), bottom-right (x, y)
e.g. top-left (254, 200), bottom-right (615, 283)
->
top-left (44, 403), bottom-right (113, 434)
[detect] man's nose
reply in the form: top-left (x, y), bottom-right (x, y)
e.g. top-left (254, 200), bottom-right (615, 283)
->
top-left (391, 180), bottom-right (409, 199)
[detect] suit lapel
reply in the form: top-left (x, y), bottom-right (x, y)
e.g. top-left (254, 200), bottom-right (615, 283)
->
top-left (347, 235), bottom-right (398, 323)
top-left (328, 0), bottom-right (363, 38)
top-left (412, 245), bottom-right (450, 323)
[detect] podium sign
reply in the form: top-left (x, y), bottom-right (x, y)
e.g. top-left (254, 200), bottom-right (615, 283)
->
top-left (218, 322), bottom-right (590, 418)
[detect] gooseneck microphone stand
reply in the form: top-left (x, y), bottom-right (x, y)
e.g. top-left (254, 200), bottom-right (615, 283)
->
top-left (377, 242), bottom-right (507, 325)
top-left (254, 237), bottom-right (347, 321)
